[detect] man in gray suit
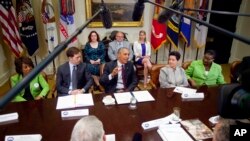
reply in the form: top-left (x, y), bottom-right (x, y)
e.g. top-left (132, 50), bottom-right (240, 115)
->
top-left (108, 31), bottom-right (133, 61)
top-left (56, 47), bottom-right (93, 96)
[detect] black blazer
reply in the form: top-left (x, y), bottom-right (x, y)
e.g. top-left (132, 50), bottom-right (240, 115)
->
top-left (56, 62), bottom-right (93, 96)
top-left (100, 60), bottom-right (138, 93)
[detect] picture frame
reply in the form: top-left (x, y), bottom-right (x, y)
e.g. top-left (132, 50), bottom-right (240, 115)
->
top-left (85, 0), bottom-right (143, 27)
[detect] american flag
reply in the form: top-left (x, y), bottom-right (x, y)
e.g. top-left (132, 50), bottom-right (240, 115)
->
top-left (0, 0), bottom-right (23, 57)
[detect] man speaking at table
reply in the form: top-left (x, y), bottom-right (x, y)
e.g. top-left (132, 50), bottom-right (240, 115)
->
top-left (100, 47), bottom-right (138, 93)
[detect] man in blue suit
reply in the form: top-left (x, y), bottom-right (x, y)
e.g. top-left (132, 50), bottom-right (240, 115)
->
top-left (56, 47), bottom-right (93, 96)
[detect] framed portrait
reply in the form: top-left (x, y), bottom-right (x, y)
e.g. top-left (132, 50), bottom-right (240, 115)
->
top-left (85, 0), bottom-right (143, 27)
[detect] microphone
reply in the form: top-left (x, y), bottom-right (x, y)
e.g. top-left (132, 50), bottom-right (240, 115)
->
top-left (100, 0), bottom-right (112, 29)
top-left (132, 0), bottom-right (145, 21)
top-left (158, 0), bottom-right (183, 23)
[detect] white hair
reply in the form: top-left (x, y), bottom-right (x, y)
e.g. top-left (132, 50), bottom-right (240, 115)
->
top-left (70, 115), bottom-right (104, 141)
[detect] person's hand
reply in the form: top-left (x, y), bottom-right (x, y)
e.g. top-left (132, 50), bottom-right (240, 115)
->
top-left (189, 79), bottom-right (197, 88)
top-left (35, 96), bottom-right (43, 100)
top-left (111, 67), bottom-right (120, 77)
top-left (71, 90), bottom-right (81, 95)
top-left (90, 60), bottom-right (95, 64)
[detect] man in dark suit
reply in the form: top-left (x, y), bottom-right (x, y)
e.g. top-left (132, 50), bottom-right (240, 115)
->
top-left (100, 47), bottom-right (138, 93)
top-left (56, 47), bottom-right (93, 96)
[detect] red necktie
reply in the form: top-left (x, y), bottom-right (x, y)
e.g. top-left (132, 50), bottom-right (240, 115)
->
top-left (121, 65), bottom-right (126, 89)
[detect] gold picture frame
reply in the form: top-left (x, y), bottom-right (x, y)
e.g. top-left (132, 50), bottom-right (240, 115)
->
top-left (85, 0), bottom-right (143, 27)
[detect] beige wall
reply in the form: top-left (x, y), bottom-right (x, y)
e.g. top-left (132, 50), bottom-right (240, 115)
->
top-left (230, 0), bottom-right (250, 62)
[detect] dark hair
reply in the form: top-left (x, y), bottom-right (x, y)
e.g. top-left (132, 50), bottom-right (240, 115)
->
top-left (14, 56), bottom-right (34, 75)
top-left (88, 31), bottom-right (100, 43)
top-left (205, 50), bottom-right (216, 58)
top-left (239, 69), bottom-right (250, 92)
top-left (66, 47), bottom-right (81, 57)
top-left (169, 51), bottom-right (181, 61)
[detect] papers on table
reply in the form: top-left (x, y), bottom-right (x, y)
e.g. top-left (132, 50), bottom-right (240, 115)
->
top-left (5, 134), bottom-right (42, 141)
top-left (114, 91), bottom-right (155, 104)
top-left (158, 124), bottom-right (193, 141)
top-left (56, 93), bottom-right (94, 110)
top-left (174, 87), bottom-right (204, 101)
top-left (173, 87), bottom-right (197, 94)
top-left (106, 134), bottom-right (115, 141)
top-left (0, 112), bottom-right (18, 125)
top-left (61, 109), bottom-right (89, 120)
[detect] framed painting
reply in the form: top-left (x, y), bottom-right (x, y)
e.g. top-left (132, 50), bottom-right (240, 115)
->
top-left (85, 0), bottom-right (143, 27)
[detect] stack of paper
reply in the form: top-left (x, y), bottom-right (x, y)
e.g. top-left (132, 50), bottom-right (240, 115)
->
top-left (157, 124), bottom-right (193, 141)
top-left (173, 87), bottom-right (204, 101)
top-left (0, 112), bottom-right (18, 125)
top-left (61, 109), bottom-right (89, 120)
top-left (114, 91), bottom-right (155, 105)
top-left (5, 134), bottom-right (42, 141)
top-left (56, 93), bottom-right (94, 110)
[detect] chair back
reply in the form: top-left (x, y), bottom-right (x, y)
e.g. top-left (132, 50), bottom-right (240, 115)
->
top-left (149, 64), bottom-right (166, 89)
top-left (230, 61), bottom-right (241, 83)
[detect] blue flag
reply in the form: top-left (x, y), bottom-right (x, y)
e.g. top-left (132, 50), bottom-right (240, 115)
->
top-left (180, 17), bottom-right (191, 47)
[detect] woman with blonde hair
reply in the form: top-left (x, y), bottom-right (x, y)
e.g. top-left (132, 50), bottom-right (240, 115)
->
top-left (133, 30), bottom-right (152, 88)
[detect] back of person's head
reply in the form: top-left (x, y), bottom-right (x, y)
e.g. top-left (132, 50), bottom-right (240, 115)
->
top-left (239, 68), bottom-right (250, 92)
top-left (70, 115), bottom-right (104, 141)
top-left (205, 50), bottom-right (216, 58)
top-left (66, 47), bottom-right (81, 58)
top-left (239, 56), bottom-right (250, 74)
top-left (14, 56), bottom-right (34, 75)
top-left (169, 51), bottom-right (181, 61)
top-left (213, 118), bottom-right (236, 141)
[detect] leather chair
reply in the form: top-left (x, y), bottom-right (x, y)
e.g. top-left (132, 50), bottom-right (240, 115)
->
top-left (230, 60), bottom-right (241, 83)
top-left (148, 64), bottom-right (166, 89)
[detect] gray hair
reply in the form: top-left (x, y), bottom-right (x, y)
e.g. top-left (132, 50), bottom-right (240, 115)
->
top-left (213, 118), bottom-right (236, 141)
top-left (70, 115), bottom-right (104, 141)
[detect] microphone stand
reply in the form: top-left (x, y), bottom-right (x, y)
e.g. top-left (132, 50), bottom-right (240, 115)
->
top-left (0, 8), bottom-right (104, 109)
top-left (144, 0), bottom-right (250, 45)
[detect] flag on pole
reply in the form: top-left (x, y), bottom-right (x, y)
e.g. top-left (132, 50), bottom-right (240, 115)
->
top-left (194, 0), bottom-right (209, 48)
top-left (16, 0), bottom-right (39, 56)
top-left (0, 0), bottom-right (23, 57)
top-left (41, 0), bottom-right (58, 53)
top-left (166, 15), bottom-right (180, 49)
top-left (59, 0), bottom-right (77, 47)
top-left (180, 0), bottom-right (194, 48)
top-left (151, 0), bottom-right (167, 51)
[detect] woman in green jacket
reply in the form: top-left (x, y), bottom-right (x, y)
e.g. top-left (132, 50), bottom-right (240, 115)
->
top-left (11, 57), bottom-right (49, 102)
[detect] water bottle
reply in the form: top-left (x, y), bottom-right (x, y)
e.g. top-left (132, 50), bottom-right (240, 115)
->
top-left (129, 96), bottom-right (137, 110)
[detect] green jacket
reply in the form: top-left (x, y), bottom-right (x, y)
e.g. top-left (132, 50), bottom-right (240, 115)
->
top-left (185, 60), bottom-right (225, 86)
top-left (10, 73), bottom-right (50, 102)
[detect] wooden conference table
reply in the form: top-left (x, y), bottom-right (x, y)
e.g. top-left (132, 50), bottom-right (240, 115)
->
top-left (0, 86), bottom-right (220, 141)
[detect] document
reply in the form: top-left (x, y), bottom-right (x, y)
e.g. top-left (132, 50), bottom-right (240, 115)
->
top-left (56, 93), bottom-right (94, 110)
top-left (106, 134), bottom-right (115, 141)
top-left (158, 124), bottom-right (193, 141)
top-left (173, 87), bottom-right (197, 94)
top-left (114, 92), bottom-right (132, 104)
top-left (0, 112), bottom-right (18, 124)
top-left (132, 91), bottom-right (155, 102)
top-left (5, 134), bottom-right (42, 141)
top-left (61, 109), bottom-right (89, 119)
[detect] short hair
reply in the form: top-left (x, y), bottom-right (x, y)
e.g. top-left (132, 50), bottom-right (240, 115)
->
top-left (239, 68), bottom-right (250, 92)
top-left (88, 31), bottom-right (100, 43)
top-left (66, 47), bottom-right (81, 57)
top-left (213, 118), bottom-right (236, 141)
top-left (14, 56), bottom-right (34, 75)
top-left (169, 51), bottom-right (181, 61)
top-left (70, 116), bottom-right (104, 141)
top-left (205, 50), bottom-right (216, 58)
top-left (117, 47), bottom-right (129, 54)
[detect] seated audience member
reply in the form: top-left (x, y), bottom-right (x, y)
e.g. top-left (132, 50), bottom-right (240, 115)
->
top-left (133, 30), bottom-right (152, 88)
top-left (56, 47), bottom-right (93, 96)
top-left (212, 118), bottom-right (236, 141)
top-left (159, 51), bottom-right (188, 88)
top-left (70, 115), bottom-right (105, 141)
top-left (11, 56), bottom-right (49, 102)
top-left (100, 47), bottom-right (138, 93)
top-left (185, 50), bottom-right (225, 87)
top-left (84, 31), bottom-right (105, 91)
top-left (108, 31), bottom-right (133, 61)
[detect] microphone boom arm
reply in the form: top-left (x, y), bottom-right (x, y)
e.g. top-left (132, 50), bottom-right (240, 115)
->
top-left (145, 0), bottom-right (250, 45)
top-left (0, 8), bottom-right (103, 109)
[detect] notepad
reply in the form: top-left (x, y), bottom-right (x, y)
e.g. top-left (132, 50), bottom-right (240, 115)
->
top-left (56, 93), bottom-right (94, 110)
top-left (5, 134), bottom-right (42, 141)
top-left (132, 91), bottom-right (155, 102)
top-left (0, 112), bottom-right (18, 124)
top-left (158, 125), bottom-right (193, 141)
top-left (114, 92), bottom-right (132, 104)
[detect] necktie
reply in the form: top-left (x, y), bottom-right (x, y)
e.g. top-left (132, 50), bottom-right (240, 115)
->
top-left (72, 65), bottom-right (77, 90)
top-left (121, 65), bottom-right (126, 88)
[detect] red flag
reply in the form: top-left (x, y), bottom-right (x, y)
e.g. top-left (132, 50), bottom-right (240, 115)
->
top-left (151, 0), bottom-right (167, 51)
top-left (0, 0), bottom-right (23, 57)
